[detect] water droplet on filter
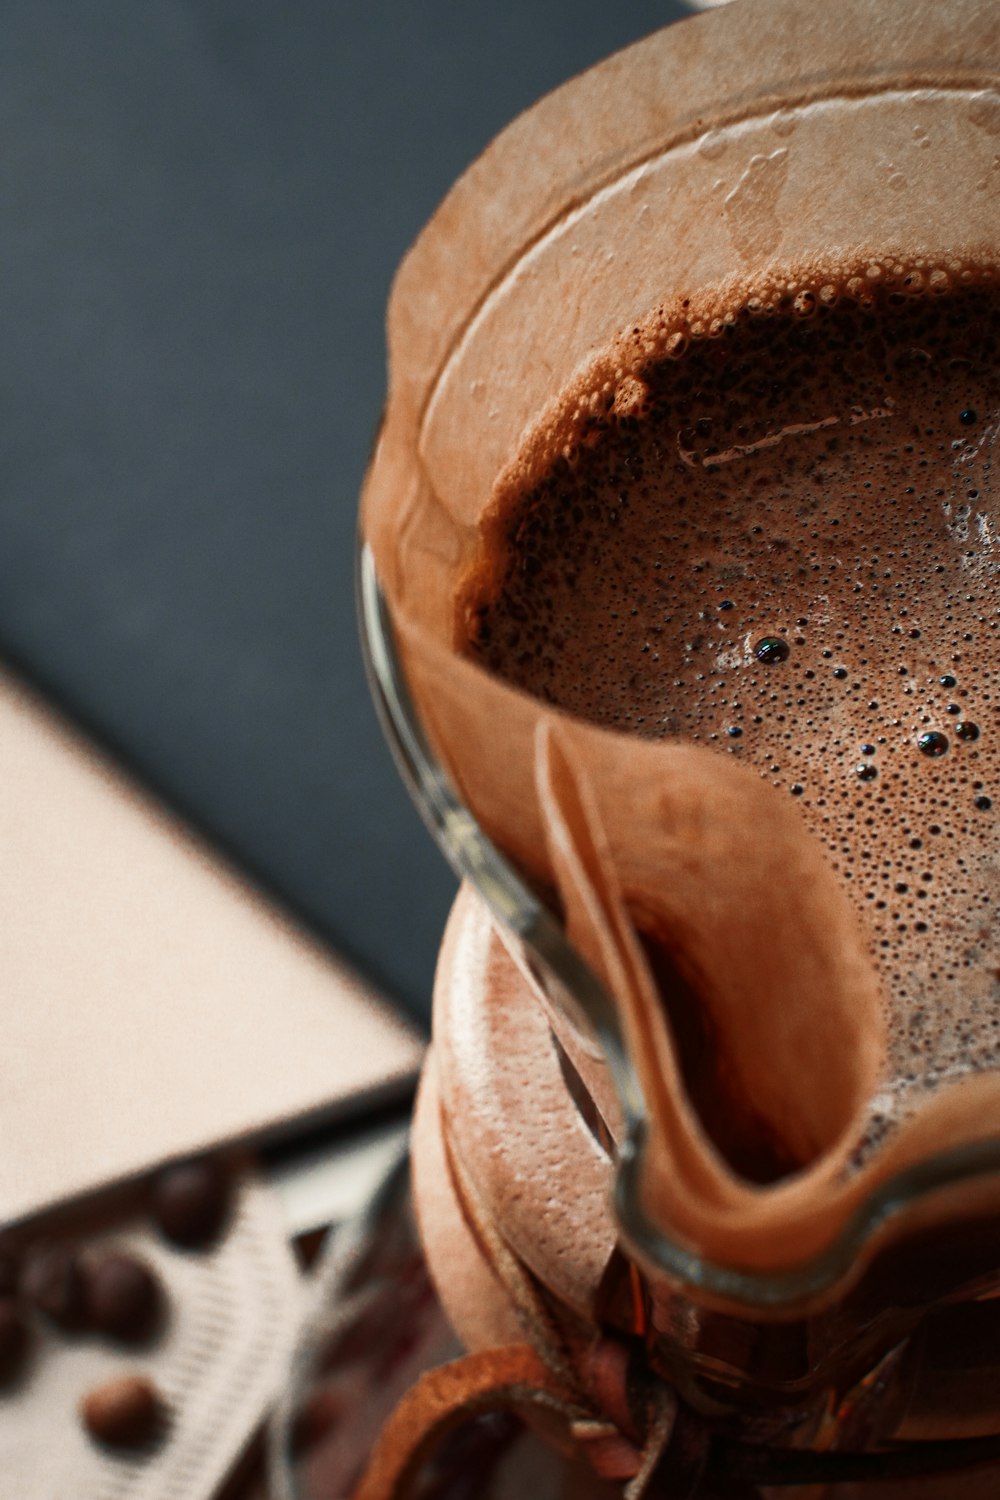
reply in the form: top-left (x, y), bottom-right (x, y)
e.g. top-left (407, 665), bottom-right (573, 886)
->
top-left (698, 131), bottom-right (727, 161)
top-left (861, 743), bottom-right (876, 756)
top-left (947, 703), bottom-right (962, 715)
top-left (960, 408), bottom-right (978, 425)
top-left (956, 721), bottom-right (981, 741)
top-left (833, 667), bottom-right (848, 680)
top-left (939, 674), bottom-right (958, 688)
top-left (790, 783), bottom-right (804, 796)
top-left (856, 763), bottom-right (878, 781)
top-left (727, 725), bottom-right (742, 738)
top-left (975, 795), bottom-right (993, 810)
top-left (918, 731), bottom-right (950, 757)
top-left (755, 637), bottom-right (789, 664)
top-left (718, 600), bottom-right (734, 611)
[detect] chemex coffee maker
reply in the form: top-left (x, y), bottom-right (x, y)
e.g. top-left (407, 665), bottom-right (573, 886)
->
top-left (357, 1), bottom-right (1000, 1494)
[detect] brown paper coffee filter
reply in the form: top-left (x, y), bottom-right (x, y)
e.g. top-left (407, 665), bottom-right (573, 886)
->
top-left (533, 719), bottom-right (880, 1192)
top-left (361, 0), bottom-right (1000, 1270)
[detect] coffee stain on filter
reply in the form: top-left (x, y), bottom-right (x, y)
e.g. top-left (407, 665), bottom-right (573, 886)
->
top-left (968, 91), bottom-right (1000, 192)
top-left (721, 147), bottom-right (789, 263)
top-left (969, 90), bottom-right (1000, 136)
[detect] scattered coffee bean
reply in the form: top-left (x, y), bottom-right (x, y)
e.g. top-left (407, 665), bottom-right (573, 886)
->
top-left (22, 1244), bottom-right (86, 1330)
top-left (153, 1158), bottom-right (230, 1249)
top-left (86, 1253), bottom-right (162, 1343)
top-left (81, 1373), bottom-right (164, 1449)
top-left (0, 1297), bottom-right (28, 1381)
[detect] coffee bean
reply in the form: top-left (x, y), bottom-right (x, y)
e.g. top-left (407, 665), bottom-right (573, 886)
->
top-left (22, 1244), bottom-right (86, 1330)
top-left (86, 1253), bottom-right (162, 1343)
top-left (81, 1374), bottom-right (164, 1449)
top-left (153, 1158), bottom-right (230, 1249)
top-left (0, 1297), bottom-right (28, 1382)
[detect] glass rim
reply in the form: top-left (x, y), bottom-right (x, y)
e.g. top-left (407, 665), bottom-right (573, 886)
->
top-left (357, 538), bottom-right (1000, 1314)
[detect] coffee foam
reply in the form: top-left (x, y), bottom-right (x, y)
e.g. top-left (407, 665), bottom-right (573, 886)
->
top-left (462, 253), bottom-right (1000, 1147)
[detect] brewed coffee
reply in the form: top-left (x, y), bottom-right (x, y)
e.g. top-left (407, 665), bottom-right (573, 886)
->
top-left (462, 256), bottom-right (1000, 1152)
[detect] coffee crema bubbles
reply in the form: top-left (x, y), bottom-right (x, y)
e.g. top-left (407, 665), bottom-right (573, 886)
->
top-left (461, 255), bottom-right (1000, 1147)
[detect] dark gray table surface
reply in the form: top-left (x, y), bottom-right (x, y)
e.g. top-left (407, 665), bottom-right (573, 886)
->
top-left (0, 1), bottom-right (689, 1024)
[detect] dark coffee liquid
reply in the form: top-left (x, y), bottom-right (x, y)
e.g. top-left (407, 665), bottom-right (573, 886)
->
top-left (462, 261), bottom-right (1000, 1139)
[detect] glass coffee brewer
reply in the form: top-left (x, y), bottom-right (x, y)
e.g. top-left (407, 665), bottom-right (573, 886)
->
top-left (343, 1), bottom-right (1000, 1494)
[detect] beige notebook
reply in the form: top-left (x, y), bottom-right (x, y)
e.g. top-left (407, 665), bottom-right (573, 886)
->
top-left (0, 666), bottom-right (424, 1226)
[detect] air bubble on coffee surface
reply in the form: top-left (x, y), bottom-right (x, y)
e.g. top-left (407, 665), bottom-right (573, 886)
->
top-left (461, 255), bottom-right (1000, 1152)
